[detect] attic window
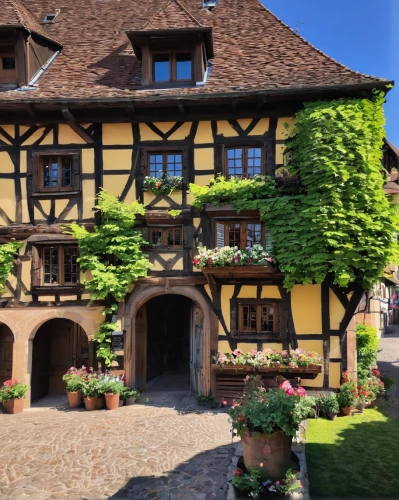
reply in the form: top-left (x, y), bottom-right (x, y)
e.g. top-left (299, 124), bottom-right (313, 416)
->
top-left (43, 11), bottom-right (59, 23)
top-left (203, 0), bottom-right (218, 8)
top-left (153, 52), bottom-right (192, 83)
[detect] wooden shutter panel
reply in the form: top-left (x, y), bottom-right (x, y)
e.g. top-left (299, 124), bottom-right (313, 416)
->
top-left (140, 149), bottom-right (147, 176)
top-left (216, 223), bottom-right (225, 248)
top-left (72, 154), bottom-right (81, 191)
top-left (183, 225), bottom-right (194, 250)
top-left (215, 144), bottom-right (225, 176)
top-left (32, 153), bottom-right (40, 193)
top-left (31, 246), bottom-right (41, 286)
top-left (182, 148), bottom-right (189, 183)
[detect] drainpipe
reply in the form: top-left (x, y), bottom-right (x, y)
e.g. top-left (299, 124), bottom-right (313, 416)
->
top-left (28, 50), bottom-right (60, 87)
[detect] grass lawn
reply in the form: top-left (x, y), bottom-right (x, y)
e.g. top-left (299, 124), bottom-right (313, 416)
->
top-left (306, 409), bottom-right (399, 498)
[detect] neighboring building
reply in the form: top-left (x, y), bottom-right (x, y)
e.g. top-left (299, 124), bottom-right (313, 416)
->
top-left (0, 0), bottom-right (393, 405)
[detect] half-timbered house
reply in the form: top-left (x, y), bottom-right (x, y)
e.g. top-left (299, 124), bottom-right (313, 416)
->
top-left (0, 0), bottom-right (393, 406)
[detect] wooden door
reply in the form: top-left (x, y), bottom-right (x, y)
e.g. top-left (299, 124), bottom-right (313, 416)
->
top-left (0, 325), bottom-right (13, 386)
top-left (31, 327), bottom-right (50, 402)
top-left (135, 305), bottom-right (147, 390)
top-left (190, 303), bottom-right (204, 395)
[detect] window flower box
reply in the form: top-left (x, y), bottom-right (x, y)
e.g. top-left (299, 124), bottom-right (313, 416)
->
top-left (143, 173), bottom-right (183, 195)
top-left (193, 245), bottom-right (275, 270)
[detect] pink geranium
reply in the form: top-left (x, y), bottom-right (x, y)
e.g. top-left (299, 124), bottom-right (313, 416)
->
top-left (233, 349), bottom-right (242, 357)
top-left (296, 386), bottom-right (307, 397)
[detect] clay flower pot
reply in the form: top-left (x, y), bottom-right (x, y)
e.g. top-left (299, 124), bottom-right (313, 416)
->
top-left (4, 398), bottom-right (24, 414)
top-left (328, 412), bottom-right (337, 421)
top-left (357, 403), bottom-right (366, 413)
top-left (97, 395), bottom-right (105, 409)
top-left (241, 430), bottom-right (292, 481)
top-left (105, 393), bottom-right (120, 410)
top-left (67, 392), bottom-right (81, 409)
top-left (341, 406), bottom-right (353, 416)
top-left (126, 397), bottom-right (136, 406)
top-left (84, 396), bottom-right (98, 411)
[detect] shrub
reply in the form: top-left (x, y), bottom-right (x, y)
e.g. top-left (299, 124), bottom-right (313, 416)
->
top-left (120, 387), bottom-right (140, 399)
top-left (62, 366), bottom-right (90, 393)
top-left (0, 380), bottom-right (30, 402)
top-left (337, 382), bottom-right (358, 408)
top-left (193, 245), bottom-right (273, 268)
top-left (356, 324), bottom-right (379, 382)
top-left (318, 394), bottom-right (339, 416)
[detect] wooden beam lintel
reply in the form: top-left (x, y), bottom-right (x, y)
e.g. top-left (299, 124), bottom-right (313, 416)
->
top-left (61, 104), bottom-right (94, 144)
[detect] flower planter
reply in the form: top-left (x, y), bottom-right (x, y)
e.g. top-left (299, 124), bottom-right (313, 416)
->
top-left (341, 406), bottom-right (353, 416)
top-left (97, 395), bottom-right (105, 409)
top-left (105, 393), bottom-right (120, 410)
top-left (213, 364), bottom-right (322, 378)
top-left (3, 398), bottom-right (24, 414)
top-left (67, 391), bottom-right (81, 409)
top-left (241, 430), bottom-right (292, 481)
top-left (202, 265), bottom-right (275, 279)
top-left (84, 396), bottom-right (98, 411)
top-left (126, 397), bottom-right (136, 406)
top-left (328, 412), bottom-right (337, 421)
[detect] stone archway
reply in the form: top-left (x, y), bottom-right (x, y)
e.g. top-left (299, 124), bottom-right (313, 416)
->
top-left (124, 285), bottom-right (218, 396)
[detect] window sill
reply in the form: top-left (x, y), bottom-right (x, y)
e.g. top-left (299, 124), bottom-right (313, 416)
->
top-left (231, 333), bottom-right (280, 340)
top-left (31, 285), bottom-right (82, 295)
top-left (31, 191), bottom-right (81, 199)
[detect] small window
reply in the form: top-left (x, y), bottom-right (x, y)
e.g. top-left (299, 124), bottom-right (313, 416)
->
top-left (215, 221), bottom-right (265, 248)
top-left (149, 227), bottom-right (183, 248)
top-left (35, 246), bottom-right (79, 287)
top-left (152, 52), bottom-right (192, 83)
top-left (226, 147), bottom-right (263, 178)
top-left (43, 11), bottom-right (60, 23)
top-left (239, 303), bottom-right (278, 334)
top-left (33, 153), bottom-right (80, 194)
top-left (2, 58), bottom-right (15, 70)
top-left (148, 152), bottom-right (183, 177)
top-left (0, 45), bottom-right (17, 84)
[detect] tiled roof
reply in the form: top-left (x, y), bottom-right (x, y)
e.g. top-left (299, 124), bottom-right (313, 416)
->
top-left (0, 0), bottom-right (390, 102)
top-left (0, 0), bottom-right (60, 45)
top-left (142, 0), bottom-right (203, 30)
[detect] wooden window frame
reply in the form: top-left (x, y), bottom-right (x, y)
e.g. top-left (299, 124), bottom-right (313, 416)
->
top-left (147, 150), bottom-right (183, 177)
top-left (32, 150), bottom-right (81, 195)
top-left (152, 50), bottom-right (193, 83)
top-left (149, 227), bottom-right (183, 249)
top-left (215, 220), bottom-right (264, 248)
top-left (230, 298), bottom-right (280, 339)
top-left (224, 146), bottom-right (265, 178)
top-left (0, 42), bottom-right (17, 84)
top-left (32, 244), bottom-right (80, 288)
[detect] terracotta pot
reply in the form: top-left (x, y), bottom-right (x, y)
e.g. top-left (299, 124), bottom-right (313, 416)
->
top-left (67, 392), bottom-right (81, 409)
top-left (341, 406), bottom-right (353, 416)
top-left (119, 399), bottom-right (124, 407)
top-left (241, 430), bottom-right (292, 481)
top-left (328, 412), bottom-right (337, 421)
top-left (4, 398), bottom-right (24, 414)
top-left (105, 393), bottom-right (120, 410)
top-left (97, 395), bottom-right (105, 409)
top-left (126, 397), bottom-right (136, 406)
top-left (84, 396), bottom-right (98, 411)
top-left (357, 403), bottom-right (366, 413)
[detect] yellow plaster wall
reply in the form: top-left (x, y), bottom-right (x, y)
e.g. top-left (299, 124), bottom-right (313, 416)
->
top-left (237, 119), bottom-right (253, 131)
top-left (82, 179), bottom-right (96, 220)
top-left (0, 152), bottom-right (15, 173)
top-left (22, 128), bottom-right (47, 145)
top-left (20, 180), bottom-right (29, 223)
top-left (329, 289), bottom-right (345, 330)
top-left (194, 121), bottom-right (213, 144)
top-left (20, 151), bottom-right (27, 174)
top-left (217, 121), bottom-right (239, 137)
top-left (58, 124), bottom-right (86, 144)
top-left (123, 181), bottom-right (137, 204)
top-left (194, 148), bottom-right (214, 170)
top-left (194, 174), bottom-right (213, 186)
top-left (103, 149), bottom-right (132, 170)
top-left (276, 117), bottom-right (294, 140)
top-left (329, 362), bottom-right (341, 388)
top-left (102, 124), bottom-right (133, 145)
top-left (237, 342), bottom-right (282, 352)
top-left (261, 286), bottom-right (281, 299)
top-left (296, 339), bottom-right (324, 387)
top-left (218, 340), bottom-right (231, 353)
top-left (276, 144), bottom-right (286, 164)
top-left (82, 149), bottom-right (95, 174)
top-left (0, 179), bottom-right (16, 219)
top-left (220, 285), bottom-right (235, 333)
top-left (153, 122), bottom-right (176, 135)
top-left (0, 130), bottom-right (12, 145)
top-left (248, 118), bottom-right (269, 136)
top-left (330, 336), bottom-right (341, 359)
top-left (140, 123), bottom-right (162, 141)
top-left (172, 257), bottom-right (183, 271)
top-left (103, 175), bottom-right (129, 198)
top-left (144, 192), bottom-right (156, 206)
top-left (291, 284), bottom-right (322, 334)
top-left (40, 129), bottom-right (54, 145)
top-left (0, 125), bottom-right (15, 138)
top-left (237, 286), bottom-right (258, 298)
top-left (168, 122), bottom-right (192, 140)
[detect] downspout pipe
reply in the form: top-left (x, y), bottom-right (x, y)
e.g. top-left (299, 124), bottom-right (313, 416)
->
top-left (28, 50), bottom-right (60, 87)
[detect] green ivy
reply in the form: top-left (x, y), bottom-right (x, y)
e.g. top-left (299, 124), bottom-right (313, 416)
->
top-left (66, 190), bottom-right (152, 365)
top-left (190, 92), bottom-right (398, 290)
top-left (0, 242), bottom-right (23, 295)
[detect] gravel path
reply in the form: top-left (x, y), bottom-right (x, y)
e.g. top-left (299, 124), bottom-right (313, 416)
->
top-left (377, 326), bottom-right (399, 419)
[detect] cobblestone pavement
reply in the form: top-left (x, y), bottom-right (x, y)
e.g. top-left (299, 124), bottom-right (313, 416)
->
top-left (378, 325), bottom-right (399, 419)
top-left (0, 403), bottom-right (236, 500)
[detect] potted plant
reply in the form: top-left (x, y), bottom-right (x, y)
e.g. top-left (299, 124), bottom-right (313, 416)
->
top-left (120, 386), bottom-right (140, 406)
top-left (62, 366), bottom-right (87, 408)
top-left (356, 383), bottom-right (375, 412)
top-left (337, 381), bottom-right (358, 416)
top-left (81, 374), bottom-right (101, 411)
top-left (318, 394), bottom-right (339, 420)
top-left (143, 172), bottom-right (183, 195)
top-left (0, 380), bottom-right (30, 414)
top-left (102, 378), bottom-right (124, 410)
top-left (229, 376), bottom-right (310, 481)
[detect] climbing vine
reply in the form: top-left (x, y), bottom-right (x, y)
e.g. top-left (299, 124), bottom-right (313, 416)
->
top-left (66, 190), bottom-right (152, 365)
top-left (190, 91), bottom-right (398, 290)
top-left (0, 242), bottom-right (23, 294)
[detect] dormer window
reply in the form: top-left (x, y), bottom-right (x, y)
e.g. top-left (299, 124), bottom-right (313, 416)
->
top-left (0, 44), bottom-right (17, 84)
top-left (153, 52), bottom-right (192, 83)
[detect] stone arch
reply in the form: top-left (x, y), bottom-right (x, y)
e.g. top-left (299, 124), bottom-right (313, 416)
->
top-left (27, 309), bottom-right (98, 341)
top-left (124, 284), bottom-right (219, 395)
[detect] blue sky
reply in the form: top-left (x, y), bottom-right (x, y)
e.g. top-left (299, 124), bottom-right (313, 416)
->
top-left (263, 0), bottom-right (399, 145)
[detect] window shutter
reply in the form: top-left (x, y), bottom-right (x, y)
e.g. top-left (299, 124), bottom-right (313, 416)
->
top-left (72, 154), bottom-right (81, 191)
top-left (32, 153), bottom-right (40, 193)
top-left (182, 148), bottom-right (189, 183)
top-left (215, 144), bottom-right (225, 176)
top-left (265, 227), bottom-right (273, 253)
top-left (140, 149), bottom-right (147, 176)
top-left (216, 223), bottom-right (225, 248)
top-left (31, 246), bottom-right (41, 286)
top-left (184, 225), bottom-right (194, 250)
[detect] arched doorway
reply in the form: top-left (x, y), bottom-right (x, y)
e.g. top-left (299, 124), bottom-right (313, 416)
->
top-left (126, 284), bottom-right (218, 397)
top-left (31, 319), bottom-right (90, 402)
top-left (0, 323), bottom-right (14, 385)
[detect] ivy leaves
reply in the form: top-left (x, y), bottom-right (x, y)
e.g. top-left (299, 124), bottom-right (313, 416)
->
top-left (0, 242), bottom-right (23, 295)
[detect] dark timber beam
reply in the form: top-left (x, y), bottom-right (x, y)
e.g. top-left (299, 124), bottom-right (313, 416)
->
top-left (339, 286), bottom-right (364, 335)
top-left (125, 102), bottom-right (136, 121)
top-left (178, 103), bottom-right (185, 119)
top-left (61, 105), bottom-right (94, 144)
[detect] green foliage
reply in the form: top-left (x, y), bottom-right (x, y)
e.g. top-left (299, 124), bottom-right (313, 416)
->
top-left (65, 190), bottom-right (152, 365)
top-left (232, 468), bottom-right (301, 497)
top-left (190, 93), bottom-right (398, 290)
top-left (168, 209), bottom-right (182, 218)
top-left (356, 323), bottom-right (379, 382)
top-left (143, 173), bottom-right (183, 194)
top-left (0, 242), bottom-right (23, 295)
top-left (63, 374), bottom-right (84, 393)
top-left (0, 381), bottom-right (30, 402)
top-left (101, 379), bottom-right (124, 395)
top-left (80, 374), bottom-right (102, 397)
top-left (196, 394), bottom-right (215, 406)
top-left (318, 394), bottom-right (339, 416)
top-left (337, 382), bottom-right (358, 407)
top-left (120, 386), bottom-right (140, 399)
top-left (381, 376), bottom-right (396, 391)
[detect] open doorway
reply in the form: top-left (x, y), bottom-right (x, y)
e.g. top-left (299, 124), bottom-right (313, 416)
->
top-left (0, 323), bottom-right (13, 385)
top-left (31, 319), bottom-right (90, 403)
